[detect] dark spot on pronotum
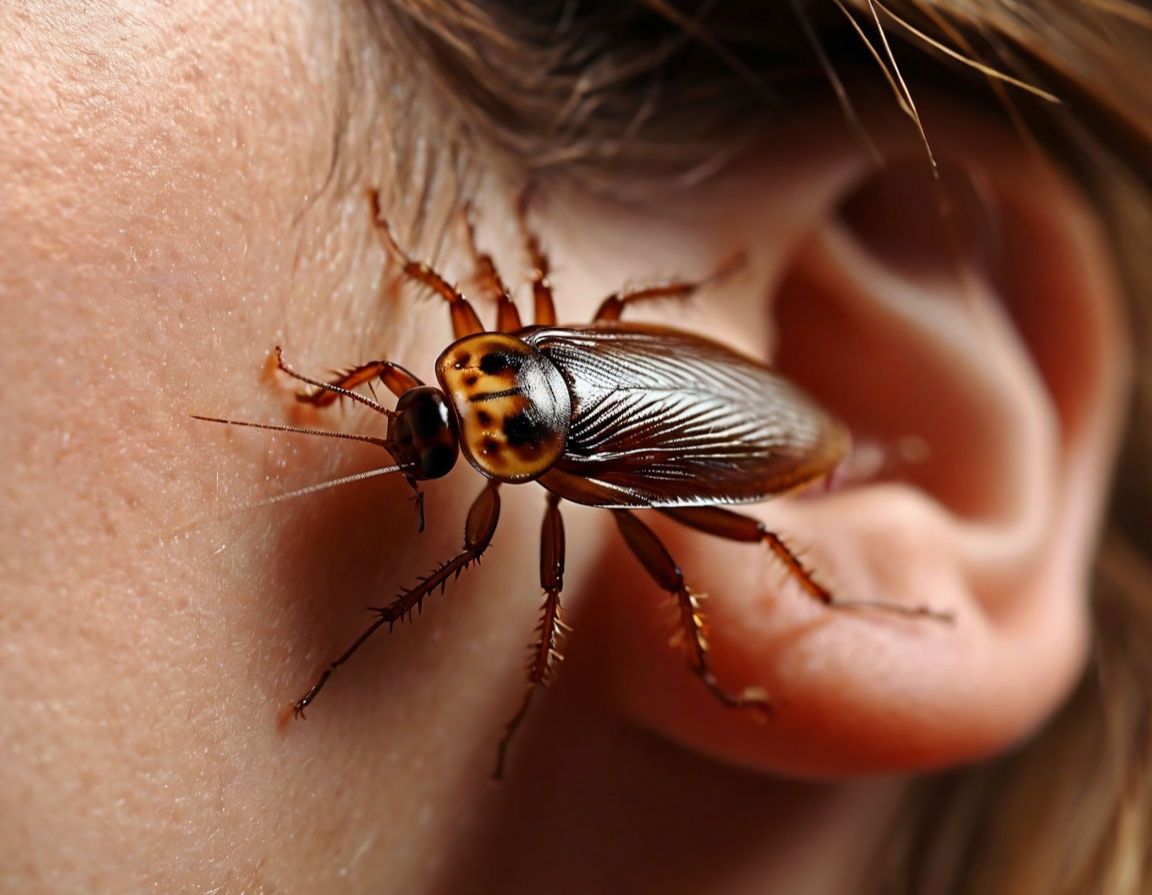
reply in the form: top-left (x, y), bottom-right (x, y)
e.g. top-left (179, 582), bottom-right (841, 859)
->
top-left (465, 374), bottom-right (479, 387)
top-left (452, 352), bottom-right (471, 370)
top-left (480, 352), bottom-right (522, 375)
top-left (479, 353), bottom-right (507, 374)
top-left (481, 437), bottom-right (501, 456)
top-left (503, 410), bottom-right (540, 447)
top-left (476, 409), bottom-right (493, 427)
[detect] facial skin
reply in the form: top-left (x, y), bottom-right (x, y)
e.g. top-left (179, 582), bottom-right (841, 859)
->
top-left (1, 3), bottom-right (1129, 893)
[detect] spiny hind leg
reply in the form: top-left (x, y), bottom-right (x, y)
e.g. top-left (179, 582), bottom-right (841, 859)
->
top-left (293, 481), bottom-right (502, 716)
top-left (611, 509), bottom-right (772, 715)
top-left (494, 493), bottom-right (568, 778)
top-left (659, 505), bottom-right (953, 622)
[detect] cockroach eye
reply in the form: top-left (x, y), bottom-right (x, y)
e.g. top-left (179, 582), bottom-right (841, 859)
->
top-left (388, 386), bottom-right (459, 479)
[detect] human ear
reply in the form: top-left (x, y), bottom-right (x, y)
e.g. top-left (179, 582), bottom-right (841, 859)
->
top-left (578, 104), bottom-right (1130, 776)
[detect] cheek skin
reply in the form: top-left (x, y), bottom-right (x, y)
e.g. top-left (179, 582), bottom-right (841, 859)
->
top-left (1, 4), bottom-right (538, 892)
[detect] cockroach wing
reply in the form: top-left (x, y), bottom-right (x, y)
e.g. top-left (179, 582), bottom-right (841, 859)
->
top-left (524, 324), bottom-right (849, 509)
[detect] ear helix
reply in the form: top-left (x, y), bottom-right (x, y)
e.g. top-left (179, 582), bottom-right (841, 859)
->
top-left (598, 120), bottom-right (1124, 776)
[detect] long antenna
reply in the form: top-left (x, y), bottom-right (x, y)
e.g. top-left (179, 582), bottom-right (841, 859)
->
top-left (185, 414), bottom-right (411, 524)
top-left (189, 414), bottom-right (394, 451)
top-left (247, 464), bottom-right (408, 509)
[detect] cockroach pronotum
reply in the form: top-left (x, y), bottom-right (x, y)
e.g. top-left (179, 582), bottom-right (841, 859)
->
top-left (195, 191), bottom-right (951, 777)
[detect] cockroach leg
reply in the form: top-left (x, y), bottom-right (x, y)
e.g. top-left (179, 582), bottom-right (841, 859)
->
top-left (367, 189), bottom-right (486, 339)
top-left (293, 480), bottom-right (502, 718)
top-left (275, 348), bottom-right (401, 416)
top-left (284, 351), bottom-right (429, 532)
top-left (660, 505), bottom-right (954, 623)
top-left (592, 252), bottom-right (745, 323)
top-left (593, 280), bottom-right (702, 324)
top-left (494, 493), bottom-right (568, 778)
top-left (515, 188), bottom-right (557, 327)
top-left (294, 357), bottom-right (423, 409)
top-left (462, 202), bottom-right (523, 333)
top-left (612, 509), bottom-right (774, 717)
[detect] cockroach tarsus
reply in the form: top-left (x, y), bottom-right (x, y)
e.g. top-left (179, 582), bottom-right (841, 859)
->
top-left (196, 190), bottom-right (952, 779)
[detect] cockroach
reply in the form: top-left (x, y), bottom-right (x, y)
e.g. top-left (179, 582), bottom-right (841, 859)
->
top-left (196, 191), bottom-right (950, 777)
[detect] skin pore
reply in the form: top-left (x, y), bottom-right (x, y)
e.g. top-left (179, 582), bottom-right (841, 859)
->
top-left (1, 3), bottom-right (1130, 893)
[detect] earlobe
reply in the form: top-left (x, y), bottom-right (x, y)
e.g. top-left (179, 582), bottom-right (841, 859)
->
top-left (590, 109), bottom-right (1130, 776)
